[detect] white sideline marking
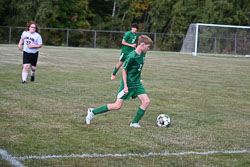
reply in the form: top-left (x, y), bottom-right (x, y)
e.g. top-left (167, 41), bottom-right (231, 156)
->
top-left (15, 150), bottom-right (250, 160)
top-left (0, 149), bottom-right (25, 167)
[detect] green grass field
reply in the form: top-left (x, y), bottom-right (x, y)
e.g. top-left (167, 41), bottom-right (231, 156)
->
top-left (0, 44), bottom-right (250, 167)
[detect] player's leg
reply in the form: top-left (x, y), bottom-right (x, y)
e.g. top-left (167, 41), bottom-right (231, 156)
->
top-left (22, 52), bottom-right (30, 83)
top-left (86, 99), bottom-right (125, 124)
top-left (22, 64), bottom-right (30, 83)
top-left (137, 94), bottom-right (150, 110)
top-left (30, 66), bottom-right (36, 82)
top-left (111, 61), bottom-right (124, 80)
top-left (30, 52), bottom-right (39, 82)
top-left (130, 88), bottom-right (150, 127)
top-left (107, 98), bottom-right (124, 110)
top-left (111, 52), bottom-right (126, 80)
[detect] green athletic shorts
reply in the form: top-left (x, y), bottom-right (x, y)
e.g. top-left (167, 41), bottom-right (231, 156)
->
top-left (117, 85), bottom-right (147, 100)
top-left (119, 52), bottom-right (129, 62)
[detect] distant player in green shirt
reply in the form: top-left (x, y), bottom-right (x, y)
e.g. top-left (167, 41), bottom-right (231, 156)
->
top-left (86, 35), bottom-right (153, 128)
top-left (111, 23), bottom-right (139, 80)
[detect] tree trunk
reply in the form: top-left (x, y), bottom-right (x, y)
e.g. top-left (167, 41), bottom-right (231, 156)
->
top-left (112, 0), bottom-right (117, 22)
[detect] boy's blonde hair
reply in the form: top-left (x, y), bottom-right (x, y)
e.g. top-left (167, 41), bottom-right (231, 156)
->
top-left (138, 35), bottom-right (153, 46)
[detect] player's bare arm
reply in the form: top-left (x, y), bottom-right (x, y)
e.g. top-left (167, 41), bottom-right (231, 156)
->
top-left (27, 44), bottom-right (43, 49)
top-left (122, 40), bottom-right (136, 48)
top-left (18, 39), bottom-right (24, 51)
top-left (122, 69), bottom-right (128, 94)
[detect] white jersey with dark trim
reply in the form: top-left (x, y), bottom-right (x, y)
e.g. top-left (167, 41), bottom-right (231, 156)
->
top-left (21, 31), bottom-right (42, 53)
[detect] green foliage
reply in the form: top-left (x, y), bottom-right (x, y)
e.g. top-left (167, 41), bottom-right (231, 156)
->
top-left (88, 0), bottom-right (114, 29)
top-left (0, 0), bottom-right (91, 29)
top-left (0, 0), bottom-right (249, 50)
top-left (1, 0), bottom-right (249, 31)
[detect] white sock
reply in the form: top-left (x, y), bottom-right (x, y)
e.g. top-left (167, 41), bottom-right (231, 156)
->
top-left (31, 70), bottom-right (35, 76)
top-left (22, 72), bottom-right (28, 81)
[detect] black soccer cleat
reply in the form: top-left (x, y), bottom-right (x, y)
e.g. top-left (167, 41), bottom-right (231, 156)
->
top-left (22, 81), bottom-right (26, 84)
top-left (31, 76), bottom-right (35, 82)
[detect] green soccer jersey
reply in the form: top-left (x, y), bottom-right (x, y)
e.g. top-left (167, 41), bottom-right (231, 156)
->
top-left (121, 51), bottom-right (146, 88)
top-left (121, 31), bottom-right (138, 54)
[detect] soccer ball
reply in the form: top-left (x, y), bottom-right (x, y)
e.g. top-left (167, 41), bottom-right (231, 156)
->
top-left (156, 114), bottom-right (170, 127)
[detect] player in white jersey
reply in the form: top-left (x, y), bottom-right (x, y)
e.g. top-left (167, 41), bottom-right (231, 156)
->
top-left (18, 21), bottom-right (43, 84)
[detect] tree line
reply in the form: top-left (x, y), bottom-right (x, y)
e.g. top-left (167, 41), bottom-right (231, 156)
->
top-left (0, 0), bottom-right (249, 33)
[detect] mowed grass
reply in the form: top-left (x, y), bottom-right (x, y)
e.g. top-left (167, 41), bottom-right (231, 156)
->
top-left (0, 44), bottom-right (250, 167)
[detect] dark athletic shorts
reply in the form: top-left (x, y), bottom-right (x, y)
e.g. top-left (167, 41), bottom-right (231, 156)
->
top-left (23, 51), bottom-right (39, 66)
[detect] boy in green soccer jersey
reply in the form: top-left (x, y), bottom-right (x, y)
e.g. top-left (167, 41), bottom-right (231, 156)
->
top-left (86, 35), bottom-right (153, 128)
top-left (111, 23), bottom-right (139, 80)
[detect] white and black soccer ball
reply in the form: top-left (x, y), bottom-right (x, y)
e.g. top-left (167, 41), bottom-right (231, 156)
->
top-left (156, 114), bottom-right (170, 127)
